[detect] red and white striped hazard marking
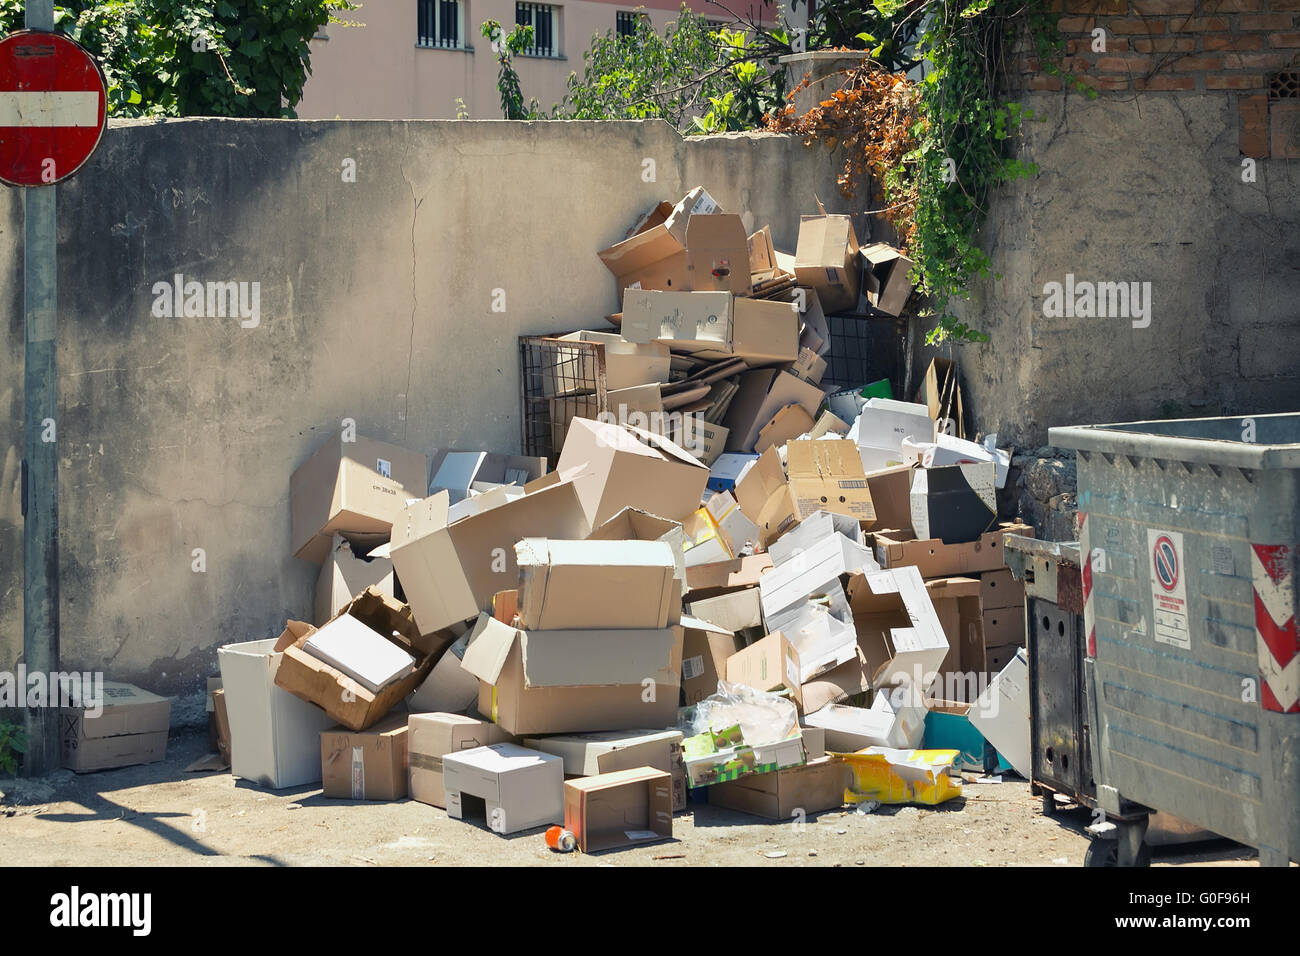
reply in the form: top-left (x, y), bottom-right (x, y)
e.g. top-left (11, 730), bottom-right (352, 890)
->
top-left (1251, 543), bottom-right (1299, 713)
top-left (1080, 512), bottom-right (1098, 658)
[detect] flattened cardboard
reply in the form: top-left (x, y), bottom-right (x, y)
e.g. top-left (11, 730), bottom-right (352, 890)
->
top-left (680, 616), bottom-right (745, 705)
top-left (320, 714), bottom-right (409, 801)
top-left (290, 431), bottom-right (428, 564)
top-left (274, 587), bottom-right (445, 732)
top-left (213, 687), bottom-right (231, 764)
top-left (408, 712), bottom-right (517, 808)
top-left (314, 532), bottom-right (394, 626)
top-left (515, 537), bottom-right (678, 630)
top-left (390, 480), bottom-right (591, 637)
top-left (556, 419), bottom-right (708, 528)
top-left (461, 614), bottom-right (683, 735)
top-left (794, 213), bottom-right (861, 314)
top-left (442, 743), bottom-right (565, 835)
top-left (708, 755), bottom-right (847, 819)
top-left (872, 521), bottom-right (1033, 578)
top-left (564, 766), bottom-right (674, 852)
top-left (219, 634), bottom-right (338, 789)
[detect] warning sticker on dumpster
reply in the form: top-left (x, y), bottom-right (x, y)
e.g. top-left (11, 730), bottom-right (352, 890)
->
top-left (1148, 529), bottom-right (1190, 649)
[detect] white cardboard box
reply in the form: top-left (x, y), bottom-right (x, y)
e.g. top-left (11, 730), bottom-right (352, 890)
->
top-left (854, 398), bottom-right (934, 472)
top-left (969, 647), bottom-right (1030, 777)
top-left (217, 636), bottom-right (338, 789)
top-left (442, 743), bottom-right (565, 835)
top-left (805, 693), bottom-right (926, 753)
top-left (522, 729), bottom-right (684, 777)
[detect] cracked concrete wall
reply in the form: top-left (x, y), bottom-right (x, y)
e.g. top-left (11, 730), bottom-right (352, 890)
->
top-left (939, 93), bottom-right (1300, 446)
top-left (0, 119), bottom-right (853, 695)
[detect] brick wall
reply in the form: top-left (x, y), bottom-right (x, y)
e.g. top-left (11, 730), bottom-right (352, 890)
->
top-left (1021, 0), bottom-right (1299, 156)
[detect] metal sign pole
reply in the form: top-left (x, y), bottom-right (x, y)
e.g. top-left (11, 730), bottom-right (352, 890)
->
top-left (22, 0), bottom-right (60, 775)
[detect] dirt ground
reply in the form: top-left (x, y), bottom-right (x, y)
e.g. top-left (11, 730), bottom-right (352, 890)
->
top-left (0, 729), bottom-right (1259, 867)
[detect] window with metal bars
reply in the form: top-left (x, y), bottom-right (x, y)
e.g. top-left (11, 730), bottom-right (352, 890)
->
top-left (615, 11), bottom-right (643, 37)
top-left (417, 0), bottom-right (465, 49)
top-left (515, 2), bottom-right (559, 57)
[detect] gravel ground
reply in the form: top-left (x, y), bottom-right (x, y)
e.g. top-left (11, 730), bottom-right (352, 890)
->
top-left (0, 729), bottom-right (1259, 868)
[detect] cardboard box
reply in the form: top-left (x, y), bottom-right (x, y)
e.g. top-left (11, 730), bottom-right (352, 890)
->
top-left (872, 521), bottom-right (1033, 578)
top-left (219, 636), bottom-right (338, 788)
top-left (704, 490), bottom-right (760, 556)
top-left (805, 693), bottom-right (926, 752)
top-left (407, 630), bottom-right (479, 714)
top-left (275, 588), bottom-right (445, 731)
top-left (314, 532), bottom-right (393, 626)
top-left (755, 404), bottom-right (815, 452)
top-left (682, 506), bottom-right (733, 567)
top-left (302, 612), bottom-right (417, 693)
top-left (586, 506), bottom-right (686, 597)
top-left (981, 606), bottom-right (1025, 648)
top-left (846, 567), bottom-right (950, 691)
top-left (979, 568), bottom-right (1023, 609)
top-left (984, 641), bottom-right (1021, 677)
top-left (780, 603), bottom-right (860, 686)
top-left (544, 330), bottom-right (671, 398)
top-left (910, 462), bottom-right (997, 544)
top-left (709, 755), bottom-right (847, 819)
top-left (723, 369), bottom-right (825, 453)
top-left (320, 714), bottom-right (409, 800)
top-left (680, 616), bottom-right (745, 704)
top-left (213, 687), bottom-right (231, 764)
top-left (408, 712), bottom-right (517, 809)
top-left (60, 682), bottom-right (171, 773)
top-left (909, 433), bottom-right (1011, 490)
top-left (671, 417), bottom-right (729, 466)
top-left (515, 537), bottom-right (678, 630)
top-left (758, 531), bottom-right (878, 625)
top-left (864, 464), bottom-right (915, 533)
top-left (794, 212), bottom-right (861, 314)
top-left (460, 614), bottom-right (684, 735)
top-left (766, 510), bottom-right (862, 567)
top-left (622, 291), bottom-right (798, 366)
top-left (685, 587), bottom-right (763, 635)
top-left (290, 431), bottom-right (428, 564)
top-left (789, 347), bottom-right (828, 386)
top-left (556, 419), bottom-right (708, 528)
top-left (785, 440), bottom-right (876, 527)
top-left (684, 214), bottom-right (754, 296)
top-left (564, 767), bottom-right (674, 852)
top-left (854, 399), bottom-right (933, 473)
top-left (596, 187), bottom-right (725, 296)
top-left (684, 553), bottom-right (772, 601)
top-left (442, 743), bottom-right (565, 835)
top-left (707, 453), bottom-right (759, 494)
top-left (731, 296), bottom-right (801, 365)
top-left (429, 449), bottom-right (549, 501)
top-left (800, 725), bottom-right (827, 760)
top-left (808, 410), bottom-right (849, 440)
top-left (684, 732), bottom-right (805, 787)
top-left (969, 648), bottom-right (1030, 776)
top-left (390, 479), bottom-right (591, 637)
top-left (860, 242), bottom-right (915, 317)
top-left (913, 357), bottom-right (965, 439)
top-left (725, 631), bottom-right (803, 707)
top-left (523, 729), bottom-right (683, 777)
top-left (925, 576), bottom-right (983, 679)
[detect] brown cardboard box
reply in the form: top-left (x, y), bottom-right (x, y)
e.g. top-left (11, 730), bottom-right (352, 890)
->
top-left (861, 242), bottom-right (915, 317)
top-left (408, 712), bottom-right (517, 808)
top-left (725, 631), bottom-right (803, 709)
top-left (733, 445), bottom-right (798, 546)
top-left (274, 588), bottom-right (447, 731)
top-left (984, 642), bottom-right (1021, 676)
top-left (543, 330), bottom-right (671, 398)
top-left (60, 682), bottom-right (171, 773)
top-left (428, 449), bottom-right (550, 501)
top-left (925, 576), bottom-right (983, 676)
top-left (789, 347), bottom-right (828, 386)
top-left (808, 409), bottom-right (849, 440)
top-left (864, 464), bottom-right (915, 533)
top-left (872, 522), bottom-right (1033, 577)
top-left (212, 687), bottom-right (231, 764)
top-left (794, 213), bottom-right (861, 314)
top-left (982, 606), bottom-right (1025, 648)
top-left (564, 767), bottom-right (674, 852)
top-left (290, 431), bottom-right (428, 564)
top-left (525, 729), bottom-right (685, 809)
top-left (708, 756), bottom-right (848, 820)
top-left (785, 440), bottom-right (876, 527)
top-left (730, 297), bottom-right (800, 366)
top-left (389, 479), bottom-right (591, 637)
top-left (320, 714), bottom-right (409, 800)
top-left (586, 506), bottom-right (686, 597)
top-left (206, 675), bottom-right (222, 752)
top-left (670, 417), bottom-right (729, 467)
top-left (680, 615), bottom-right (745, 705)
top-left (460, 613), bottom-right (684, 735)
top-left (621, 291), bottom-right (799, 366)
top-left (979, 568), bottom-right (1023, 610)
top-left (596, 186), bottom-right (723, 296)
top-left (685, 587), bottom-right (763, 634)
top-left (684, 553), bottom-right (773, 600)
top-left (755, 405), bottom-right (815, 453)
top-left (314, 532), bottom-right (394, 626)
top-left (515, 537), bottom-right (679, 630)
top-left (683, 214), bottom-right (753, 296)
top-left (723, 368), bottom-right (826, 453)
top-left (556, 418), bottom-right (708, 528)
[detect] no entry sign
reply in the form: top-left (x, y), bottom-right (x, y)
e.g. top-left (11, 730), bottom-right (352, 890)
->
top-left (0, 30), bottom-right (107, 187)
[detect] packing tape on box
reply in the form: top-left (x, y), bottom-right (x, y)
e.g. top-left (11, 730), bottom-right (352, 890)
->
top-left (351, 746), bottom-right (365, 800)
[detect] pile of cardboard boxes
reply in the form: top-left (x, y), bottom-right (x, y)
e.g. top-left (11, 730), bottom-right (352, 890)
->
top-left (59, 187), bottom-right (1040, 851)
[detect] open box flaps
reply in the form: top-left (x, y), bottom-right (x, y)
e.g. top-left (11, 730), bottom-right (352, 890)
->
top-left (846, 566), bottom-right (949, 691)
top-left (515, 537), bottom-right (679, 629)
top-left (274, 587), bottom-right (447, 731)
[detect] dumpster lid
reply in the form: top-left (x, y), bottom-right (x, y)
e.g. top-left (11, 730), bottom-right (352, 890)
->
top-left (1050, 412), bottom-right (1300, 470)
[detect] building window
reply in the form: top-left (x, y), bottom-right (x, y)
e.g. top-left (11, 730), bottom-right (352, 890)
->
top-left (616, 11), bottom-right (645, 37)
top-left (418, 0), bottom-right (466, 49)
top-left (516, 2), bottom-right (559, 57)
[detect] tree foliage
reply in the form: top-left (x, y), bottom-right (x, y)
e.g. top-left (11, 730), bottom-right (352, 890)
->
top-left (0, 0), bottom-right (356, 117)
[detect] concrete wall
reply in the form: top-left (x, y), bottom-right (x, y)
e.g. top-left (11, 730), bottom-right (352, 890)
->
top-left (0, 119), bottom-right (851, 694)
top-left (942, 91), bottom-right (1300, 447)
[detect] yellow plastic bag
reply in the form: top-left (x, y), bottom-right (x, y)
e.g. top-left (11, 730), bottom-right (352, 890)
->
top-left (840, 748), bottom-right (962, 806)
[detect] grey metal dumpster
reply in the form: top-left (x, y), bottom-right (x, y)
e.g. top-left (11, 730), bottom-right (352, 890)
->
top-left (1051, 412), bottom-right (1300, 867)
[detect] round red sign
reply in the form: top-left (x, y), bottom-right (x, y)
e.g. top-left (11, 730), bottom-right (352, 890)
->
top-left (0, 30), bottom-right (107, 187)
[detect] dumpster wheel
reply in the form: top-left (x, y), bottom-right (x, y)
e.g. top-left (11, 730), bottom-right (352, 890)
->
top-left (1085, 836), bottom-right (1152, 867)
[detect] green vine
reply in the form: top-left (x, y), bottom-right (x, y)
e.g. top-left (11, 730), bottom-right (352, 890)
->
top-left (0, 720), bottom-right (27, 776)
top-left (481, 19), bottom-right (541, 120)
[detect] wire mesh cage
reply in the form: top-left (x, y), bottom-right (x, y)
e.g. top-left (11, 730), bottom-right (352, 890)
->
top-left (519, 334), bottom-right (609, 465)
